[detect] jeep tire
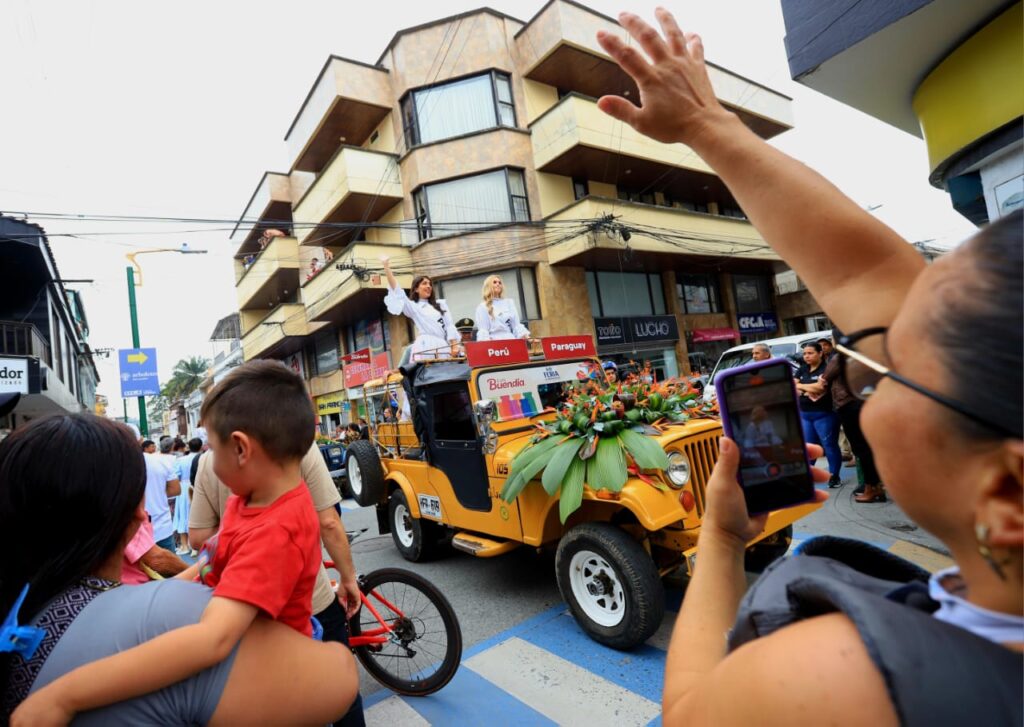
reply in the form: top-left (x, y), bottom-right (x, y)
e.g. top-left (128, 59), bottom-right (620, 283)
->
top-left (744, 524), bottom-right (792, 573)
top-left (345, 440), bottom-right (385, 507)
top-left (388, 489), bottom-right (444, 562)
top-left (555, 523), bottom-right (664, 650)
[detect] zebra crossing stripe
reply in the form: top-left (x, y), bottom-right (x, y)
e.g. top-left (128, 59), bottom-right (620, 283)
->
top-left (465, 637), bottom-right (661, 726)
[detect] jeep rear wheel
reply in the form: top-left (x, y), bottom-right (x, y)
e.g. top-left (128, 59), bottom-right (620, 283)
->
top-left (346, 440), bottom-right (385, 507)
top-left (388, 489), bottom-right (443, 562)
top-left (555, 523), bottom-right (664, 650)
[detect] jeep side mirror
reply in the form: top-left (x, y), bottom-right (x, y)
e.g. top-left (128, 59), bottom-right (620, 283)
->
top-left (474, 400), bottom-right (498, 454)
top-left (474, 399), bottom-right (496, 423)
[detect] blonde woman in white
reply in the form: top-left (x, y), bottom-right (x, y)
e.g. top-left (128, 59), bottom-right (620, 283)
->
top-left (474, 274), bottom-right (530, 341)
top-left (381, 256), bottom-right (459, 360)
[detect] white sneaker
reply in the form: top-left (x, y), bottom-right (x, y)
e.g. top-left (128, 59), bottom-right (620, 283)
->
top-left (175, 545), bottom-right (188, 555)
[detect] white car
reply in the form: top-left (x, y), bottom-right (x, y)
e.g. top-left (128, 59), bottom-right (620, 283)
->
top-left (702, 330), bottom-right (833, 404)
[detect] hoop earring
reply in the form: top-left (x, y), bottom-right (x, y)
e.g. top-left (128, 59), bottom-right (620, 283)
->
top-left (975, 523), bottom-right (1009, 581)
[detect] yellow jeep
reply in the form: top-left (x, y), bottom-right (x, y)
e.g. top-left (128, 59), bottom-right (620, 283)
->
top-left (346, 356), bottom-right (820, 649)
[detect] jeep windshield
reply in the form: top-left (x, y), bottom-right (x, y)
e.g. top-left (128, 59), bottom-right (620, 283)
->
top-left (475, 360), bottom-right (595, 422)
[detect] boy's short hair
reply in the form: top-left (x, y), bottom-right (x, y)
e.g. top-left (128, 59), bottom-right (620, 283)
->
top-left (200, 360), bottom-right (314, 462)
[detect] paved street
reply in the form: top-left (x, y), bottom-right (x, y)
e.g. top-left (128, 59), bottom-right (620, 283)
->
top-left (336, 459), bottom-right (952, 726)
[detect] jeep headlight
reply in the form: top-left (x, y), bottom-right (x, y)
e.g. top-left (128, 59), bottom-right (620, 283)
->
top-left (666, 451), bottom-right (691, 488)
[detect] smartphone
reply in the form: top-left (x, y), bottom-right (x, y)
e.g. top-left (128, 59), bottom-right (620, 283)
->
top-left (714, 358), bottom-right (815, 514)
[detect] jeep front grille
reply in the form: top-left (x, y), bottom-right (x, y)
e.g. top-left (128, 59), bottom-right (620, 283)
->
top-left (680, 432), bottom-right (720, 518)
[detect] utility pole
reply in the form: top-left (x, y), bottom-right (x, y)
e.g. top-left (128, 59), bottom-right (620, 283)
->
top-left (123, 244), bottom-right (207, 439)
top-left (126, 265), bottom-right (148, 436)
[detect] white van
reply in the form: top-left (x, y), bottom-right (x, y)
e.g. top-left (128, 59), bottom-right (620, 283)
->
top-left (702, 330), bottom-right (832, 403)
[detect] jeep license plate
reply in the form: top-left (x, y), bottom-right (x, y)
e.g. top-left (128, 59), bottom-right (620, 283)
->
top-left (418, 494), bottom-right (442, 520)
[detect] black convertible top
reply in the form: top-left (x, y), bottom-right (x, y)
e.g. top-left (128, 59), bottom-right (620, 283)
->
top-left (403, 361), bottom-right (472, 389)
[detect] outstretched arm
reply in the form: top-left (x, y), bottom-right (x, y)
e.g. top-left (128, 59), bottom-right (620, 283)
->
top-left (596, 10), bottom-right (925, 334)
top-left (380, 255), bottom-right (399, 291)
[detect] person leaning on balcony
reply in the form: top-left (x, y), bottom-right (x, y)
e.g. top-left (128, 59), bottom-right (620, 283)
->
top-left (474, 274), bottom-right (530, 341)
top-left (380, 256), bottom-right (459, 360)
top-left (599, 8), bottom-right (1022, 725)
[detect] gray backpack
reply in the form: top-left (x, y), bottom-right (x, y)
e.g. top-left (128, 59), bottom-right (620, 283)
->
top-left (729, 537), bottom-right (1022, 726)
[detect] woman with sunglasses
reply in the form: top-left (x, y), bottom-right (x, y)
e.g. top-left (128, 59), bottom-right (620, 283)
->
top-left (598, 8), bottom-right (1021, 725)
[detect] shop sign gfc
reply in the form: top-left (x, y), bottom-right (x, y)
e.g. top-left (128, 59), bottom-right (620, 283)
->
top-left (737, 312), bottom-right (778, 334)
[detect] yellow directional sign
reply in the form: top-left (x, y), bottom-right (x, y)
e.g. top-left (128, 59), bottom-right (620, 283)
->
top-left (126, 351), bottom-right (149, 364)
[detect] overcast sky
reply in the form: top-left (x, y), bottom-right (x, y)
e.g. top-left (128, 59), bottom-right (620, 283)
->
top-left (1, 0), bottom-right (976, 407)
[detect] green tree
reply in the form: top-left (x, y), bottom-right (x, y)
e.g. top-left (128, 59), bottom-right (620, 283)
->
top-left (161, 356), bottom-right (210, 400)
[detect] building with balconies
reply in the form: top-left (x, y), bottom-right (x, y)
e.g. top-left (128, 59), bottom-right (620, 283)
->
top-left (232, 0), bottom-right (806, 433)
top-left (0, 215), bottom-right (100, 431)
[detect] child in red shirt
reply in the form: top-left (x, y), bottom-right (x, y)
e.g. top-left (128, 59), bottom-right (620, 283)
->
top-left (198, 480), bottom-right (320, 635)
top-left (15, 361), bottom-right (335, 722)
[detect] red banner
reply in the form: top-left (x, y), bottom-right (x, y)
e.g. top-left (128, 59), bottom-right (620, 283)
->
top-left (342, 347), bottom-right (372, 365)
top-left (691, 327), bottom-right (739, 343)
top-left (542, 335), bottom-right (596, 360)
top-left (343, 351), bottom-right (390, 388)
top-left (464, 339), bottom-right (530, 368)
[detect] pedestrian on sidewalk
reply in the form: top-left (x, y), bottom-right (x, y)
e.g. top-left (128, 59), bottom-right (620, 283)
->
top-left (595, 10), bottom-right (1022, 724)
top-left (795, 342), bottom-right (843, 486)
top-left (143, 441), bottom-right (179, 552)
top-left (814, 341), bottom-right (886, 503)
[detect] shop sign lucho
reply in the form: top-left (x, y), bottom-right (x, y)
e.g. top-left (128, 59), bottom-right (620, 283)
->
top-left (594, 315), bottom-right (679, 347)
top-left (343, 349), bottom-right (390, 388)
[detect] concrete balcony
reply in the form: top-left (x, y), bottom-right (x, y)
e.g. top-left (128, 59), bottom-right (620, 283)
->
top-left (235, 235), bottom-right (300, 310)
top-left (543, 196), bottom-right (778, 266)
top-left (531, 93), bottom-right (719, 193)
top-left (302, 243), bottom-right (411, 323)
top-left (231, 172), bottom-right (293, 253)
top-left (241, 303), bottom-right (311, 361)
top-left (285, 56), bottom-right (393, 173)
top-left (291, 146), bottom-right (402, 246)
top-left (516, 0), bottom-right (792, 139)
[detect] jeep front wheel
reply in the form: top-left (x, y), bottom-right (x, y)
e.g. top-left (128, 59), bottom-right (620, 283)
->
top-left (346, 440), bottom-right (385, 507)
top-left (555, 523), bottom-right (664, 650)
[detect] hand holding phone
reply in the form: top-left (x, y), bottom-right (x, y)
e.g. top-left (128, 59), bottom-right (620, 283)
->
top-left (714, 359), bottom-right (815, 514)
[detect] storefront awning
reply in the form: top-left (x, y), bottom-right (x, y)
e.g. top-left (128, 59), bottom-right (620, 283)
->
top-left (690, 327), bottom-right (740, 343)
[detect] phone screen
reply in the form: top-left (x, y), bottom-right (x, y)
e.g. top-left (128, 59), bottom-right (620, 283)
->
top-left (719, 361), bottom-right (813, 513)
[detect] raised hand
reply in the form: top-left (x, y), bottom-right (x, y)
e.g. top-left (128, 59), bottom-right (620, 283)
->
top-left (596, 8), bottom-right (731, 146)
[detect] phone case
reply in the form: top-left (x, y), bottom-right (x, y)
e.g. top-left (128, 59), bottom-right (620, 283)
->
top-left (714, 357), bottom-right (815, 514)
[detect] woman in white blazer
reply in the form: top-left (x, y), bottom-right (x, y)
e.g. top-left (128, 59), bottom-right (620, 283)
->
top-left (474, 274), bottom-right (530, 341)
top-left (381, 256), bottom-right (459, 361)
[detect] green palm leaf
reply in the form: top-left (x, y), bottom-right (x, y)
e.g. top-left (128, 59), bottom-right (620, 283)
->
top-left (501, 435), bottom-right (566, 502)
top-left (619, 428), bottom-right (670, 470)
top-left (558, 455), bottom-right (586, 523)
top-left (587, 436), bottom-right (627, 492)
top-left (541, 437), bottom-right (584, 496)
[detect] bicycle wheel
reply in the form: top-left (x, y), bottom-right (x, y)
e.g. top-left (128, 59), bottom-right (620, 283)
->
top-left (349, 567), bottom-right (462, 696)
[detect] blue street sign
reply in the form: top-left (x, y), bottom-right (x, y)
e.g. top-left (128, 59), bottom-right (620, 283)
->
top-left (118, 348), bottom-right (160, 398)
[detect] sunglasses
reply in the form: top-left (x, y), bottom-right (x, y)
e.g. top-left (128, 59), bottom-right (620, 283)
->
top-left (834, 327), bottom-right (1020, 439)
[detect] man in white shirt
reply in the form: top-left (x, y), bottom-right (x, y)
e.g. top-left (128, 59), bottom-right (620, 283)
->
top-left (144, 443), bottom-right (180, 552)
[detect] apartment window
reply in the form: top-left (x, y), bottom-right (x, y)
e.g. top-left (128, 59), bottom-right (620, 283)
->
top-left (733, 274), bottom-right (773, 313)
top-left (678, 274), bottom-right (721, 314)
top-left (437, 267), bottom-right (540, 323)
top-left (680, 201), bottom-right (710, 214)
top-left (617, 187), bottom-right (655, 206)
top-left (413, 168), bottom-right (530, 240)
top-left (586, 271), bottom-right (666, 317)
top-left (572, 178), bottom-right (589, 201)
top-left (721, 206), bottom-right (746, 219)
top-left (401, 71), bottom-right (516, 148)
top-left (314, 329), bottom-right (340, 376)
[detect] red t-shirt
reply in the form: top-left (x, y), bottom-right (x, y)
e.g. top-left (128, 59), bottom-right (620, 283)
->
top-left (201, 483), bottom-right (320, 636)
